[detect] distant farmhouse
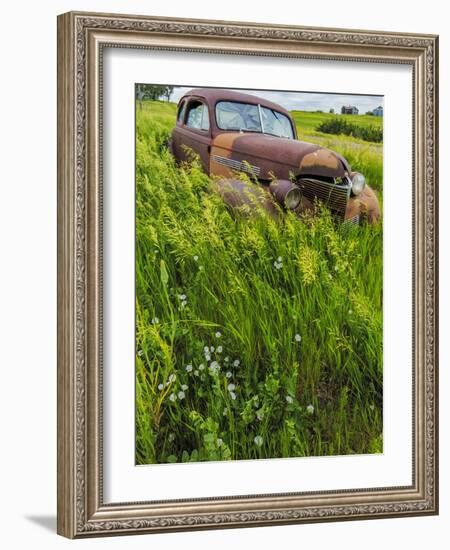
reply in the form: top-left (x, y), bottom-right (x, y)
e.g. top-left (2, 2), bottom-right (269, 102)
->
top-left (372, 105), bottom-right (383, 116)
top-left (341, 105), bottom-right (359, 115)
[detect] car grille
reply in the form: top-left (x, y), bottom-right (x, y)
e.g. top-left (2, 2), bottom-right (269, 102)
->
top-left (297, 177), bottom-right (351, 219)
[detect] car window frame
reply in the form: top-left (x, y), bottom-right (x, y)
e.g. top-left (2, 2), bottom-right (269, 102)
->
top-left (184, 98), bottom-right (211, 134)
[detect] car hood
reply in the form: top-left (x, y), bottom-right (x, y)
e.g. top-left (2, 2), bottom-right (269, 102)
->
top-left (212, 132), bottom-right (350, 180)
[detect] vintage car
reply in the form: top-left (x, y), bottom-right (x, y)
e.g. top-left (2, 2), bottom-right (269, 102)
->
top-left (169, 88), bottom-right (380, 224)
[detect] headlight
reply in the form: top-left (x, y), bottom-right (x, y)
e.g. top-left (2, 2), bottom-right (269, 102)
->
top-left (269, 179), bottom-right (302, 210)
top-left (351, 172), bottom-right (366, 196)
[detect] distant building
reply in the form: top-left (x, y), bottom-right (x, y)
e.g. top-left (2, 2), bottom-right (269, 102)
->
top-left (372, 105), bottom-right (383, 116)
top-left (341, 105), bottom-right (359, 115)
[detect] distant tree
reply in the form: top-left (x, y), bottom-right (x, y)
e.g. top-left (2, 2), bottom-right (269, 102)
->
top-left (329, 108), bottom-right (335, 114)
top-left (135, 84), bottom-right (172, 109)
top-left (365, 110), bottom-right (374, 115)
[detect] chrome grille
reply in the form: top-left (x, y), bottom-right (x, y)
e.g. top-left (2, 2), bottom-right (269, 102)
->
top-left (212, 155), bottom-right (261, 177)
top-left (297, 177), bottom-right (350, 218)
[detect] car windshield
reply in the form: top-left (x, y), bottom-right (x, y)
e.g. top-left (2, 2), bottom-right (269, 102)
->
top-left (215, 101), bottom-right (294, 139)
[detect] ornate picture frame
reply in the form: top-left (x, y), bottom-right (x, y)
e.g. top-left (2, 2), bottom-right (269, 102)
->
top-left (57, 11), bottom-right (438, 538)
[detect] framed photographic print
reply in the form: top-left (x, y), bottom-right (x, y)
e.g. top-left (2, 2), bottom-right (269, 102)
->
top-left (57, 11), bottom-right (439, 538)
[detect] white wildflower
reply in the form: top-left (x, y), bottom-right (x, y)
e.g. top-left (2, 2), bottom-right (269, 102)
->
top-left (205, 354), bottom-right (211, 362)
top-left (307, 404), bottom-right (314, 414)
top-left (225, 371), bottom-right (233, 378)
top-left (215, 331), bottom-right (222, 338)
top-left (158, 383), bottom-right (164, 391)
top-left (137, 349), bottom-right (143, 357)
top-left (168, 433), bottom-right (175, 442)
top-left (233, 359), bottom-right (240, 367)
top-left (181, 384), bottom-right (188, 391)
top-left (217, 346), bottom-right (223, 353)
top-left (209, 361), bottom-right (220, 374)
top-left (151, 317), bottom-right (159, 325)
top-left (254, 435), bottom-right (263, 447)
top-left (179, 294), bottom-right (187, 300)
top-left (273, 261), bottom-right (283, 270)
top-left (193, 255), bottom-right (199, 261)
top-left (169, 393), bottom-right (177, 402)
top-left (177, 391), bottom-right (185, 400)
top-left (185, 364), bottom-right (193, 373)
top-left (286, 395), bottom-right (294, 404)
top-left (210, 346), bottom-right (215, 352)
top-left (256, 410), bottom-right (264, 421)
top-left (229, 391), bottom-right (237, 400)
top-left (198, 364), bottom-right (205, 371)
top-left (217, 438), bottom-right (223, 447)
top-left (168, 374), bottom-right (176, 383)
top-left (204, 346), bottom-right (209, 353)
top-left (199, 265), bottom-right (204, 271)
top-left (227, 383), bottom-right (236, 392)
top-left (224, 356), bottom-right (230, 363)
top-left (348, 309), bottom-right (353, 315)
top-left (277, 256), bottom-right (282, 262)
top-left (194, 369), bottom-right (199, 376)
top-left (181, 300), bottom-right (187, 308)
top-left (294, 334), bottom-right (302, 342)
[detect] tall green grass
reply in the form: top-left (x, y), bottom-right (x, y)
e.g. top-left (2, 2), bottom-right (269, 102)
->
top-left (135, 100), bottom-right (383, 464)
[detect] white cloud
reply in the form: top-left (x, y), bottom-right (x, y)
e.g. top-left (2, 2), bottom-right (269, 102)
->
top-left (167, 85), bottom-right (382, 114)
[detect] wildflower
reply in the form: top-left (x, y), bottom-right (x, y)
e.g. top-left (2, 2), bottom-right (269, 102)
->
top-left (306, 404), bottom-right (314, 414)
top-left (229, 391), bottom-right (237, 400)
top-left (273, 261), bottom-right (283, 270)
top-left (328, 273), bottom-right (333, 280)
top-left (205, 354), bottom-right (211, 362)
top-left (193, 255), bottom-right (199, 261)
top-left (151, 317), bottom-right (159, 324)
top-left (224, 356), bottom-right (230, 363)
top-left (158, 383), bottom-right (164, 391)
top-left (286, 395), bottom-right (294, 404)
top-left (209, 361), bottom-right (220, 374)
top-left (204, 346), bottom-right (209, 353)
top-left (294, 334), bottom-right (302, 342)
top-left (179, 294), bottom-right (186, 300)
top-left (181, 384), bottom-right (188, 391)
top-left (348, 309), bottom-right (353, 315)
top-left (199, 265), bottom-right (204, 271)
top-left (277, 256), bottom-right (282, 262)
top-left (137, 349), bottom-right (143, 357)
top-left (334, 265), bottom-right (339, 271)
top-left (217, 346), bottom-right (223, 353)
top-left (254, 435), bottom-right (263, 447)
top-left (225, 371), bottom-right (233, 378)
top-left (215, 331), bottom-right (222, 338)
top-left (210, 346), bottom-right (215, 352)
top-left (194, 369), bottom-right (199, 376)
top-left (233, 359), bottom-right (240, 367)
top-left (198, 364), bottom-right (205, 371)
top-left (217, 438), bottom-right (223, 447)
top-left (227, 383), bottom-right (236, 392)
top-left (154, 249), bottom-right (159, 254)
top-left (256, 410), bottom-right (264, 421)
top-left (181, 300), bottom-right (187, 308)
top-left (178, 391), bottom-right (185, 400)
top-left (168, 433), bottom-right (175, 442)
top-left (169, 393), bottom-right (177, 402)
top-left (168, 373), bottom-right (176, 383)
top-left (185, 364), bottom-right (193, 373)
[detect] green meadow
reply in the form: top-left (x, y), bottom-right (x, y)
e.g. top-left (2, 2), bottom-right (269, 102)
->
top-left (135, 100), bottom-right (383, 464)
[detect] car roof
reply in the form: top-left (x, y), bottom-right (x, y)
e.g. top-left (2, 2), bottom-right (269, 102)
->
top-left (179, 88), bottom-right (292, 118)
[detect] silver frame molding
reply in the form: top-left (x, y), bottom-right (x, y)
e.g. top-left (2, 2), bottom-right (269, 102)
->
top-left (57, 11), bottom-right (439, 538)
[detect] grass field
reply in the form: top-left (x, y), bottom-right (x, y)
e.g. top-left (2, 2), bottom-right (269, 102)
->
top-left (135, 99), bottom-right (383, 465)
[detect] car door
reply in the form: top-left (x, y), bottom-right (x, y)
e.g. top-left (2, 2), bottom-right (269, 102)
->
top-left (176, 98), bottom-right (212, 172)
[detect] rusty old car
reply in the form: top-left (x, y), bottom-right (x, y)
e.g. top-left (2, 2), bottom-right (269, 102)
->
top-left (169, 88), bottom-right (380, 224)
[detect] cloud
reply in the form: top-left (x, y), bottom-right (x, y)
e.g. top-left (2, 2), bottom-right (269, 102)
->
top-left (168, 85), bottom-right (382, 113)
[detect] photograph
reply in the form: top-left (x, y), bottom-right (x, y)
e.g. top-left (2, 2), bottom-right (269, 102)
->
top-left (135, 84), bottom-right (384, 465)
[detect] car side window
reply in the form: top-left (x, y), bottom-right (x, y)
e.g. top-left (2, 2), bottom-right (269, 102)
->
top-left (177, 100), bottom-right (186, 123)
top-left (186, 101), bottom-right (210, 131)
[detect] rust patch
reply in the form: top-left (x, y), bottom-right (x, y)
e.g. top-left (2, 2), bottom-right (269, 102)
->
top-left (300, 149), bottom-right (341, 171)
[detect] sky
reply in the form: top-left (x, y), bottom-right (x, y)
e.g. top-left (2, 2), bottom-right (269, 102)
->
top-left (167, 85), bottom-right (383, 114)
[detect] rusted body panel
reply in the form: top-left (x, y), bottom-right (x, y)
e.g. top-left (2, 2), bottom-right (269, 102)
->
top-left (170, 87), bottom-right (380, 224)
